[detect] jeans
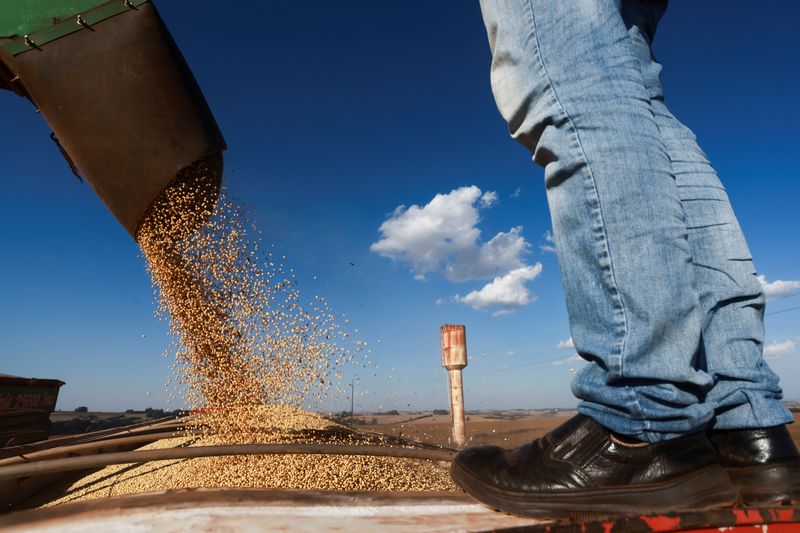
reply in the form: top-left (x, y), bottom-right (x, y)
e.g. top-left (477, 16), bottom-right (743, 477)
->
top-left (478, 0), bottom-right (792, 442)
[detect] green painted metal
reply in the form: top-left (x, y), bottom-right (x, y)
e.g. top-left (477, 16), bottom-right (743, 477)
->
top-left (0, 0), bottom-right (149, 56)
top-left (0, 0), bottom-right (110, 37)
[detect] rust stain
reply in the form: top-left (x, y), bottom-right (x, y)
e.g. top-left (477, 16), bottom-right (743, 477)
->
top-left (767, 508), bottom-right (795, 522)
top-left (733, 508), bottom-right (764, 524)
top-left (639, 514), bottom-right (682, 531)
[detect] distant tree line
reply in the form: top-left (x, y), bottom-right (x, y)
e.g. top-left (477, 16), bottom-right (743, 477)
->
top-left (330, 411), bottom-right (378, 426)
top-left (51, 408), bottom-right (184, 435)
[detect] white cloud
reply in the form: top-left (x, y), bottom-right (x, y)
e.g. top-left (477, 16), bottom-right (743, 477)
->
top-left (757, 275), bottom-right (800, 302)
top-left (540, 230), bottom-right (557, 254)
top-left (444, 226), bottom-right (529, 282)
top-left (557, 337), bottom-right (574, 350)
top-left (506, 350), bottom-right (515, 356)
top-left (372, 186), bottom-right (545, 315)
top-left (370, 185), bottom-right (533, 282)
top-left (480, 191), bottom-right (498, 208)
top-left (370, 186), bottom-right (483, 276)
top-left (455, 264), bottom-right (542, 315)
top-left (510, 187), bottom-right (521, 199)
top-left (764, 339), bottom-right (796, 359)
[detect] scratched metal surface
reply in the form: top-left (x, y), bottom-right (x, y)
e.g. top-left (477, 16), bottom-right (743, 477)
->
top-left (0, 488), bottom-right (549, 532)
top-left (1, 488), bottom-right (797, 532)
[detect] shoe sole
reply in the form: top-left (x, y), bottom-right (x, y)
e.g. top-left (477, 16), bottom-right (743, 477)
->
top-left (450, 460), bottom-right (737, 520)
top-left (726, 460), bottom-right (800, 506)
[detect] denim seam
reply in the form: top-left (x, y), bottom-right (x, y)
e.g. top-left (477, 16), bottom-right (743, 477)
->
top-left (524, 0), bottom-right (645, 425)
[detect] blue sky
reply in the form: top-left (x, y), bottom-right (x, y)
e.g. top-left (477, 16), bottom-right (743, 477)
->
top-left (1, 1), bottom-right (798, 413)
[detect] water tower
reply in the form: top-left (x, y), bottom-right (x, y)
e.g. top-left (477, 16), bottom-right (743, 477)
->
top-left (440, 324), bottom-right (467, 447)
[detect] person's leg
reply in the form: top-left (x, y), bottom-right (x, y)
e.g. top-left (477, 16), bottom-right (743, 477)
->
top-left (480, 0), bottom-right (711, 442)
top-left (618, 0), bottom-right (794, 431)
top-left (449, 1), bottom-right (740, 516)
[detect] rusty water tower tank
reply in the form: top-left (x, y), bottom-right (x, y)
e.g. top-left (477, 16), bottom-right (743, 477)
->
top-left (440, 325), bottom-right (467, 370)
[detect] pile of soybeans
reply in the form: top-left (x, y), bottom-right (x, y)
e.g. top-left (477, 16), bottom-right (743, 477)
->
top-left (38, 407), bottom-right (453, 506)
top-left (41, 159), bottom-right (453, 505)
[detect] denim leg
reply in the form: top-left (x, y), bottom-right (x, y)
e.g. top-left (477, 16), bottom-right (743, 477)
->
top-left (479, 0), bottom-right (714, 442)
top-left (620, 2), bottom-right (793, 430)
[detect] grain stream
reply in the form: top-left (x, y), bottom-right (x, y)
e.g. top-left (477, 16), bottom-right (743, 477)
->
top-left (136, 161), bottom-right (356, 442)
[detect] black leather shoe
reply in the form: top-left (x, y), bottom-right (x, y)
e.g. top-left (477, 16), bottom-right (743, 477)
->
top-left (709, 425), bottom-right (800, 505)
top-left (450, 414), bottom-right (737, 519)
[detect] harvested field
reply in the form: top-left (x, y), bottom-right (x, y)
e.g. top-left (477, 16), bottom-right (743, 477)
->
top-left (364, 411), bottom-right (576, 448)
